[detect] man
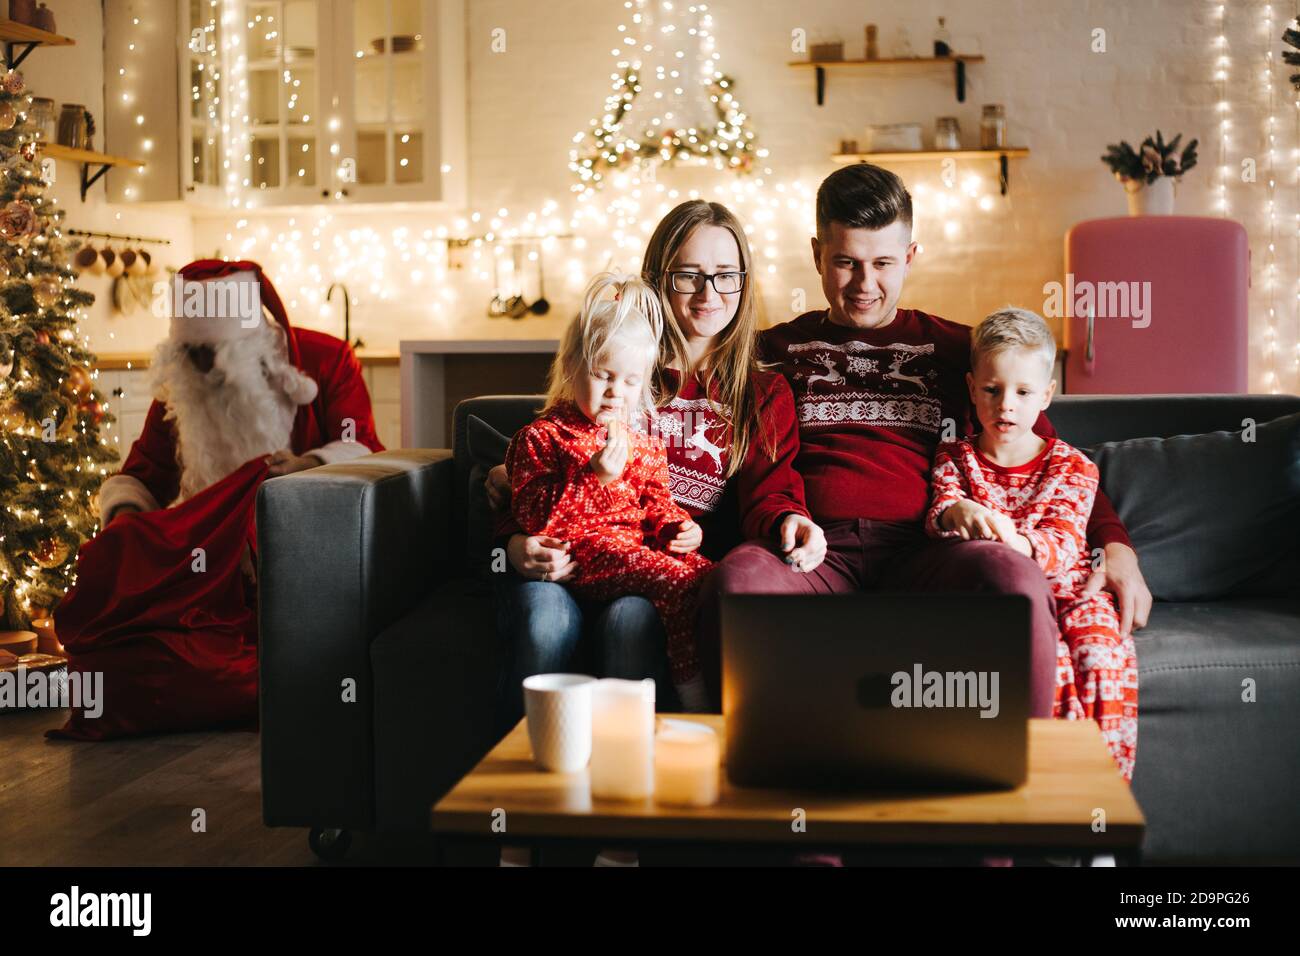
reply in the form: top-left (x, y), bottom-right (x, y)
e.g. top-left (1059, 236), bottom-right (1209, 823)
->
top-left (49, 260), bottom-right (384, 740)
top-left (98, 259), bottom-right (384, 528)
top-left (701, 164), bottom-right (1152, 716)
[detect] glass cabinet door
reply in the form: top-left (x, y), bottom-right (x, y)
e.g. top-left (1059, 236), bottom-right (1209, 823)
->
top-left (334, 0), bottom-right (437, 200)
top-left (181, 0), bottom-right (225, 198)
top-left (241, 0), bottom-right (324, 201)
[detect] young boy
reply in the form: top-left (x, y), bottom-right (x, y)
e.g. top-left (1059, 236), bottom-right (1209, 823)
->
top-left (924, 307), bottom-right (1138, 781)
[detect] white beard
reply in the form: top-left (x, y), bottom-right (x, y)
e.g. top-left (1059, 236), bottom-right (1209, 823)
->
top-left (150, 323), bottom-right (312, 502)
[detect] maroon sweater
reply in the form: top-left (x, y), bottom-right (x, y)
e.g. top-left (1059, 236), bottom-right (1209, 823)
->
top-left (758, 308), bottom-right (1131, 548)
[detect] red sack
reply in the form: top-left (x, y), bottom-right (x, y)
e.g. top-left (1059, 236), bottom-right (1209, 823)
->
top-left (47, 458), bottom-right (269, 741)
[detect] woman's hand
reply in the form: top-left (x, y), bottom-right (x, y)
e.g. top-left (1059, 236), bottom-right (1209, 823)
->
top-left (507, 532), bottom-right (577, 583)
top-left (665, 519), bottom-right (702, 554)
top-left (485, 464), bottom-right (511, 513)
top-left (590, 413), bottom-right (629, 485)
top-left (779, 514), bottom-right (827, 573)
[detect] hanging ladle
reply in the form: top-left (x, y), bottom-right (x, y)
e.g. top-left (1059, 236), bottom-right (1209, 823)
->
top-left (488, 247), bottom-right (507, 317)
top-left (504, 243), bottom-right (529, 319)
top-left (529, 244), bottom-right (550, 315)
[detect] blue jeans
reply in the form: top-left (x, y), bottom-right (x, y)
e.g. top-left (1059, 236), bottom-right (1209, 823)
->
top-left (493, 573), bottom-right (679, 736)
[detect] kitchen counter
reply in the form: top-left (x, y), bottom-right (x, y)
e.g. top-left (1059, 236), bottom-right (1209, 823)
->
top-left (401, 339), bottom-right (559, 447)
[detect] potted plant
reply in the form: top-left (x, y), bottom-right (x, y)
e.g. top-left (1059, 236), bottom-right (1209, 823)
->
top-left (1101, 131), bottom-right (1198, 216)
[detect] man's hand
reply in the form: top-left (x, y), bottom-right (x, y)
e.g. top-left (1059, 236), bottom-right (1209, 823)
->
top-left (779, 514), bottom-right (827, 573)
top-left (507, 533), bottom-right (577, 583)
top-left (590, 414), bottom-right (629, 485)
top-left (665, 519), bottom-right (702, 554)
top-left (266, 449), bottom-right (324, 477)
top-left (485, 463), bottom-right (510, 513)
top-left (1082, 542), bottom-right (1152, 638)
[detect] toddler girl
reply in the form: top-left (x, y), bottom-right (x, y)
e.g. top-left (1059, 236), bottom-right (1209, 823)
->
top-left (504, 272), bottom-right (714, 711)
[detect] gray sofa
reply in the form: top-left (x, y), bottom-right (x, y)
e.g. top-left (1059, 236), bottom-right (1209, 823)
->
top-left (258, 393), bottom-right (1300, 864)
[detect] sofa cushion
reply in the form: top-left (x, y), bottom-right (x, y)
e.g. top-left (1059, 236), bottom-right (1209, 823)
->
top-left (464, 414), bottom-right (514, 577)
top-left (1086, 412), bottom-right (1300, 601)
top-left (1129, 597), bottom-right (1300, 862)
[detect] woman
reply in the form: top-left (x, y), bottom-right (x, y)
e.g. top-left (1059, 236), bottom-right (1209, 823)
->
top-left (488, 200), bottom-right (826, 725)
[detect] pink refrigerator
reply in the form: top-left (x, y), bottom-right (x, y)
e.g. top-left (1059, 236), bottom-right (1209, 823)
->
top-left (1063, 216), bottom-right (1249, 393)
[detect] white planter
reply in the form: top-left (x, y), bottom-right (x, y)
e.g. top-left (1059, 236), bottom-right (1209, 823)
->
top-left (1125, 176), bottom-right (1176, 216)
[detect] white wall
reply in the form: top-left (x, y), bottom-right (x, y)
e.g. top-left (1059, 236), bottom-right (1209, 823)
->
top-left (97, 1), bottom-right (1300, 393)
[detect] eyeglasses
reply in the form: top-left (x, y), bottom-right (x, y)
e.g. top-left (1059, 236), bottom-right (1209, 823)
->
top-left (664, 271), bottom-right (746, 295)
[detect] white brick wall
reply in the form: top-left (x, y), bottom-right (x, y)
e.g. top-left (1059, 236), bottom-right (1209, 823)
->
top-left (165, 0), bottom-right (1298, 397)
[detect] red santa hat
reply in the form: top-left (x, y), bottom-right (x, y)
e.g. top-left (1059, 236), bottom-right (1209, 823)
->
top-left (172, 259), bottom-right (317, 406)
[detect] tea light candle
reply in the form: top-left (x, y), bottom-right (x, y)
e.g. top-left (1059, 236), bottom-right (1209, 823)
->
top-left (654, 719), bottom-right (720, 807)
top-left (31, 617), bottom-right (64, 657)
top-left (590, 678), bottom-right (655, 800)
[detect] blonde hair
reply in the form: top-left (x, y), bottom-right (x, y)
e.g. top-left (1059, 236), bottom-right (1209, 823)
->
top-left (641, 200), bottom-right (777, 478)
top-left (971, 307), bottom-right (1057, 379)
top-left (542, 271), bottom-right (663, 417)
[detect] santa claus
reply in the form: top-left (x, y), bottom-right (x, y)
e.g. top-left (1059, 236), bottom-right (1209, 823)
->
top-left (98, 259), bottom-right (384, 524)
top-left (47, 260), bottom-right (385, 740)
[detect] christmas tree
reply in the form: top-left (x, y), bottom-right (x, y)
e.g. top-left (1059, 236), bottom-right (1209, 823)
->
top-left (569, 0), bottom-right (766, 192)
top-left (0, 66), bottom-right (115, 632)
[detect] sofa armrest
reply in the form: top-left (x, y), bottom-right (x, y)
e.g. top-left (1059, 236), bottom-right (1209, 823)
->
top-left (257, 448), bottom-right (453, 830)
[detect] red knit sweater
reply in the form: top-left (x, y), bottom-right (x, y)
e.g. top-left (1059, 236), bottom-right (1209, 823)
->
top-left (759, 308), bottom-right (1130, 548)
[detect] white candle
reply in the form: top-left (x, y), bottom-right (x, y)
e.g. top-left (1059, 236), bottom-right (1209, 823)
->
top-left (590, 678), bottom-right (655, 800)
top-left (654, 719), bottom-right (720, 807)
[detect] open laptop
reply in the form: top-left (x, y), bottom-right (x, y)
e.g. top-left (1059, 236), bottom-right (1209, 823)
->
top-left (722, 593), bottom-right (1031, 791)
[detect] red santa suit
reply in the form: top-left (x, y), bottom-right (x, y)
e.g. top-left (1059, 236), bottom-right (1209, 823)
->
top-left (52, 261), bottom-right (383, 740)
top-left (98, 260), bottom-right (383, 517)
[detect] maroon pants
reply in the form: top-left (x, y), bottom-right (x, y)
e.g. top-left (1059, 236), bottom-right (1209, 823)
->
top-left (696, 519), bottom-right (1060, 717)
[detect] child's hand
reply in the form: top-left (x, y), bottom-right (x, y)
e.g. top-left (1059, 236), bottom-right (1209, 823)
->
top-left (985, 511), bottom-right (1018, 543)
top-left (941, 499), bottom-right (1004, 541)
top-left (590, 412), bottom-right (629, 484)
top-left (665, 519), bottom-right (702, 554)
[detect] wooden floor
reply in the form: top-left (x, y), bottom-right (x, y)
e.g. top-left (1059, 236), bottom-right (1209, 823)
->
top-left (0, 707), bottom-right (436, 866)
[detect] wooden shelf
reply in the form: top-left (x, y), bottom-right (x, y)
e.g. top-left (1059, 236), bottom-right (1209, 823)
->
top-left (834, 147), bottom-right (1028, 163)
top-left (41, 144), bottom-right (144, 168)
top-left (790, 55), bottom-right (985, 68)
top-left (40, 143), bottom-right (145, 202)
top-left (789, 54), bottom-right (985, 106)
top-left (832, 148), bottom-right (1030, 196)
top-left (0, 18), bottom-right (74, 67)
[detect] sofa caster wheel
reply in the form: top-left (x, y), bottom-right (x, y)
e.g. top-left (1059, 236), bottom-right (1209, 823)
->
top-left (309, 827), bottom-right (352, 862)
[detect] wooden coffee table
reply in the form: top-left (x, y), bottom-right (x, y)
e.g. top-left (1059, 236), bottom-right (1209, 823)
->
top-left (431, 716), bottom-right (1145, 865)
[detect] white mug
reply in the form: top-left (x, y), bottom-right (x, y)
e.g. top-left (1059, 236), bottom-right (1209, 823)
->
top-left (523, 673), bottom-right (596, 772)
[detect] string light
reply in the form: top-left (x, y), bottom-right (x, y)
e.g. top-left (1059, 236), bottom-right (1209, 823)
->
top-left (1263, 3), bottom-right (1279, 393)
top-left (1217, 4), bottom-right (1230, 215)
top-left (1294, 4), bottom-right (1300, 387)
top-left (113, 10), bottom-right (152, 198)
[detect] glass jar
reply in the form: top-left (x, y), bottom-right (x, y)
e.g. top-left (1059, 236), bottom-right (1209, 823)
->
top-left (30, 97), bottom-right (55, 141)
top-left (933, 16), bottom-right (952, 57)
top-left (934, 117), bottom-right (961, 150)
top-left (56, 102), bottom-right (86, 149)
top-left (980, 103), bottom-right (1006, 149)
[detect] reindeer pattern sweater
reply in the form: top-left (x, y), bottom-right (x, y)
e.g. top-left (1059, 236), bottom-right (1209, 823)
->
top-left (758, 309), bottom-right (1130, 547)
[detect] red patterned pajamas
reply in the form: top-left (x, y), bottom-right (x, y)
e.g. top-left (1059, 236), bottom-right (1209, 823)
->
top-left (926, 437), bottom-right (1138, 781)
top-left (505, 402), bottom-right (713, 685)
